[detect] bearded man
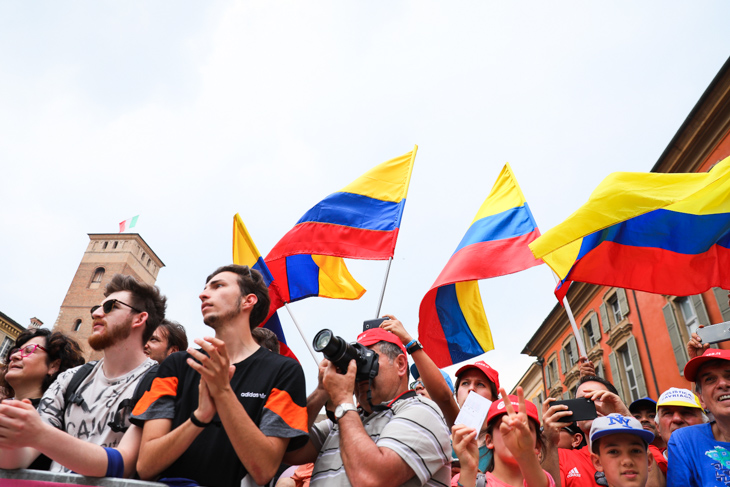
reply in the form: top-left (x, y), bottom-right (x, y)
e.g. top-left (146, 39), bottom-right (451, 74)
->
top-left (0, 274), bottom-right (166, 477)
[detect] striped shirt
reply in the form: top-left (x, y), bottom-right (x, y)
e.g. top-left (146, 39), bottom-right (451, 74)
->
top-left (310, 394), bottom-right (452, 486)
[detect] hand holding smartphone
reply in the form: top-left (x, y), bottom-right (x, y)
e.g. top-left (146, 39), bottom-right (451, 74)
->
top-left (552, 398), bottom-right (597, 423)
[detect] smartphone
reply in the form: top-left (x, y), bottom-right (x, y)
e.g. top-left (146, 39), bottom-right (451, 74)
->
top-left (553, 398), bottom-right (597, 423)
top-left (363, 317), bottom-right (388, 332)
top-left (696, 321), bottom-right (730, 345)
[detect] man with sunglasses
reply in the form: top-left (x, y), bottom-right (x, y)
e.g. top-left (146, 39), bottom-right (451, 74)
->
top-left (132, 265), bottom-right (308, 487)
top-left (0, 274), bottom-right (166, 478)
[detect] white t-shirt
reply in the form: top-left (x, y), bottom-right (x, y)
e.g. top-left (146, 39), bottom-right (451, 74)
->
top-left (37, 357), bottom-right (157, 473)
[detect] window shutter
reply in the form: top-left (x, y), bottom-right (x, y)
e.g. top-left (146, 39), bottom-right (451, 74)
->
top-left (617, 288), bottom-right (630, 319)
top-left (570, 336), bottom-right (578, 363)
top-left (545, 364), bottom-right (552, 389)
top-left (562, 391), bottom-right (570, 400)
top-left (552, 361), bottom-right (559, 384)
top-left (590, 313), bottom-right (601, 343)
top-left (608, 351), bottom-right (626, 403)
top-left (626, 335), bottom-right (648, 398)
top-left (596, 361), bottom-right (604, 379)
top-left (663, 302), bottom-right (689, 373)
top-left (713, 287), bottom-right (730, 321)
top-left (691, 294), bottom-right (711, 328)
top-left (600, 303), bottom-right (610, 332)
top-left (560, 349), bottom-right (567, 374)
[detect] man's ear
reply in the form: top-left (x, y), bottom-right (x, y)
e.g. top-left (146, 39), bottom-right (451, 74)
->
top-left (396, 353), bottom-right (409, 377)
top-left (131, 311), bottom-right (149, 330)
top-left (572, 433), bottom-right (584, 449)
top-left (647, 450), bottom-right (654, 472)
top-left (591, 452), bottom-right (604, 472)
top-left (168, 346), bottom-right (180, 356)
top-left (698, 388), bottom-right (707, 409)
top-left (241, 293), bottom-right (258, 311)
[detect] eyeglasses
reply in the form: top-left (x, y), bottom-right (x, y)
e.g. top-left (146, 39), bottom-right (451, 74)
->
top-left (90, 299), bottom-right (143, 317)
top-left (9, 344), bottom-right (48, 358)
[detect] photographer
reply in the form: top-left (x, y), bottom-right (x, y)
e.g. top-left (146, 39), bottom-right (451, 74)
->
top-left (286, 327), bottom-right (451, 487)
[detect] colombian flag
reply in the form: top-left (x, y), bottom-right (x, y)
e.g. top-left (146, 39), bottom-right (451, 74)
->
top-left (266, 146), bottom-right (417, 261)
top-left (530, 156), bottom-right (730, 301)
top-left (419, 164), bottom-right (543, 367)
top-left (232, 214), bottom-right (297, 361)
top-left (263, 147), bottom-right (417, 316)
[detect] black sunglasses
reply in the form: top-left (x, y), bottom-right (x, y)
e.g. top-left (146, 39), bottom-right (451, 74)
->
top-left (90, 299), bottom-right (143, 317)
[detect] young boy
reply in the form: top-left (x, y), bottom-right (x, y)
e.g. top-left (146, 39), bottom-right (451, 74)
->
top-left (589, 413), bottom-right (654, 487)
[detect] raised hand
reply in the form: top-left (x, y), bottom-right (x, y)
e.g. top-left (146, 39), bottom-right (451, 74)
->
top-left (379, 315), bottom-right (413, 345)
top-left (499, 387), bottom-right (537, 460)
top-left (187, 337), bottom-right (233, 398)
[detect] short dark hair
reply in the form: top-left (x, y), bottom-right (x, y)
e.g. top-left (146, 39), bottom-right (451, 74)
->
top-left (576, 375), bottom-right (619, 397)
top-left (205, 265), bottom-right (270, 329)
top-left (1, 328), bottom-right (86, 397)
top-left (251, 327), bottom-right (280, 354)
top-left (158, 319), bottom-right (188, 352)
top-left (105, 274), bottom-right (167, 345)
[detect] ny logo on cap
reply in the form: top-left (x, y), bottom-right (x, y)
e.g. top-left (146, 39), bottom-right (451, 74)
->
top-left (608, 415), bottom-right (631, 427)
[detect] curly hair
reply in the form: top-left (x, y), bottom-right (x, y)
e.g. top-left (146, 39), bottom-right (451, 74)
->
top-left (0, 328), bottom-right (86, 398)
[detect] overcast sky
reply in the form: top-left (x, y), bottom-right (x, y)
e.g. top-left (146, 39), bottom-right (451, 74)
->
top-left (2, 1), bottom-right (729, 394)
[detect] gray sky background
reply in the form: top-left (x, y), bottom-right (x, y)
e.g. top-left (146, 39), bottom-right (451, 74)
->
top-left (2, 1), bottom-right (729, 394)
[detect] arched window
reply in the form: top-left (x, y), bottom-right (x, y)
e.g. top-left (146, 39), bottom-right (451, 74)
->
top-left (92, 267), bottom-right (105, 283)
top-left (73, 319), bottom-right (82, 332)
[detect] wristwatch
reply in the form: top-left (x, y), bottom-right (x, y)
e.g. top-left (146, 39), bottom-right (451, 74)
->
top-left (335, 403), bottom-right (358, 420)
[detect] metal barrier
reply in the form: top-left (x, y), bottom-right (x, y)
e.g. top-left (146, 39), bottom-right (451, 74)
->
top-left (0, 469), bottom-right (166, 487)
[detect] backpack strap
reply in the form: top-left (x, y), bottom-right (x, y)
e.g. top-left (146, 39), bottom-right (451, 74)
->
top-left (64, 362), bottom-right (97, 407)
top-left (106, 363), bottom-right (160, 434)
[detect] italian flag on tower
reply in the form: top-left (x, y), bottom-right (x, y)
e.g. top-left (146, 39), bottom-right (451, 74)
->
top-left (119, 215), bottom-right (139, 232)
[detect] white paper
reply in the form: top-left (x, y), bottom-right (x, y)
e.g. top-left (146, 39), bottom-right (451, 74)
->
top-left (454, 391), bottom-right (492, 431)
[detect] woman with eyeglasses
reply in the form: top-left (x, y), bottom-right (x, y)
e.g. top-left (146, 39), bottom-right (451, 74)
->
top-left (0, 328), bottom-right (85, 470)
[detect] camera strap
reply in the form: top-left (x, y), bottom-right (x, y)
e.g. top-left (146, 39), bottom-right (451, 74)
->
top-left (368, 388), bottom-right (418, 413)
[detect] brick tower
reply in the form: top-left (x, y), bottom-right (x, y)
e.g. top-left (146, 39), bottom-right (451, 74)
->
top-left (54, 233), bottom-right (164, 359)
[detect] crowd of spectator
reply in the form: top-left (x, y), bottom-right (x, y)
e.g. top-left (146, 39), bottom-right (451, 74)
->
top-left (0, 267), bottom-right (727, 487)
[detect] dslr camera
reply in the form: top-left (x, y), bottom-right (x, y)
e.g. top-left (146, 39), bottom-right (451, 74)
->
top-left (313, 329), bottom-right (379, 382)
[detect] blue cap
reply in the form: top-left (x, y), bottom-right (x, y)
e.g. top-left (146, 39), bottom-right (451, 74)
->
top-left (409, 363), bottom-right (455, 393)
top-left (589, 414), bottom-right (654, 453)
top-left (628, 397), bottom-right (657, 414)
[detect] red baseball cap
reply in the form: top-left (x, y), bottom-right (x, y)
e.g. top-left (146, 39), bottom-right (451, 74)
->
top-left (455, 361), bottom-right (500, 392)
top-left (684, 348), bottom-right (730, 382)
top-left (486, 395), bottom-right (540, 426)
top-left (357, 328), bottom-right (407, 356)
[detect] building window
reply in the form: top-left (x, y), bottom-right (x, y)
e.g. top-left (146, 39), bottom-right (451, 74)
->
top-left (608, 336), bottom-right (648, 404)
top-left (562, 336), bottom-right (578, 373)
top-left (619, 347), bottom-right (640, 402)
top-left (92, 268), bottom-right (104, 283)
top-left (0, 337), bottom-right (13, 363)
top-left (113, 242), bottom-right (118, 249)
top-left (73, 319), bottom-right (82, 332)
top-left (600, 288), bottom-right (630, 332)
top-left (545, 357), bottom-right (559, 391)
top-left (677, 297), bottom-right (699, 336)
top-left (609, 295), bottom-right (623, 324)
top-left (102, 242), bottom-right (108, 250)
top-left (582, 313), bottom-right (601, 349)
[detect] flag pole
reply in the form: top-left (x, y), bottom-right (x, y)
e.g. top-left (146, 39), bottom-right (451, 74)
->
top-left (550, 271), bottom-right (588, 358)
top-left (374, 257), bottom-right (393, 318)
top-left (283, 303), bottom-right (320, 366)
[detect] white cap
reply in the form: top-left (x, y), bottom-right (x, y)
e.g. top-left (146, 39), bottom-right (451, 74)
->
top-left (589, 413), bottom-right (654, 452)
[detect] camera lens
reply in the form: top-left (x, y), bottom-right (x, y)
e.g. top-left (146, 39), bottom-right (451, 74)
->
top-left (313, 329), bottom-right (333, 352)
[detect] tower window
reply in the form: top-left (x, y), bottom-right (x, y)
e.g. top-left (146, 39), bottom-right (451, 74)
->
top-left (113, 242), bottom-right (118, 249)
top-left (102, 242), bottom-right (108, 250)
top-left (92, 268), bottom-right (105, 284)
top-left (73, 319), bottom-right (82, 332)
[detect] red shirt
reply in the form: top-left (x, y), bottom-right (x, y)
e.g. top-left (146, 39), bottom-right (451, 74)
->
top-left (558, 446), bottom-right (598, 487)
top-left (648, 445), bottom-right (667, 474)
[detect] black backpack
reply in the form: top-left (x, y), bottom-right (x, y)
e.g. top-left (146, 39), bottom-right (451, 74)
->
top-left (62, 361), bottom-right (159, 433)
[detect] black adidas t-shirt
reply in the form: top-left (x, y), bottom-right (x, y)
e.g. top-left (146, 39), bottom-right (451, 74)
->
top-left (131, 347), bottom-right (308, 486)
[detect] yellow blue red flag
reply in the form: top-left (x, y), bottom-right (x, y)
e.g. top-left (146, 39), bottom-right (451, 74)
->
top-left (529, 156), bottom-right (730, 300)
top-left (232, 214), bottom-right (297, 360)
top-left (418, 164), bottom-right (543, 367)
